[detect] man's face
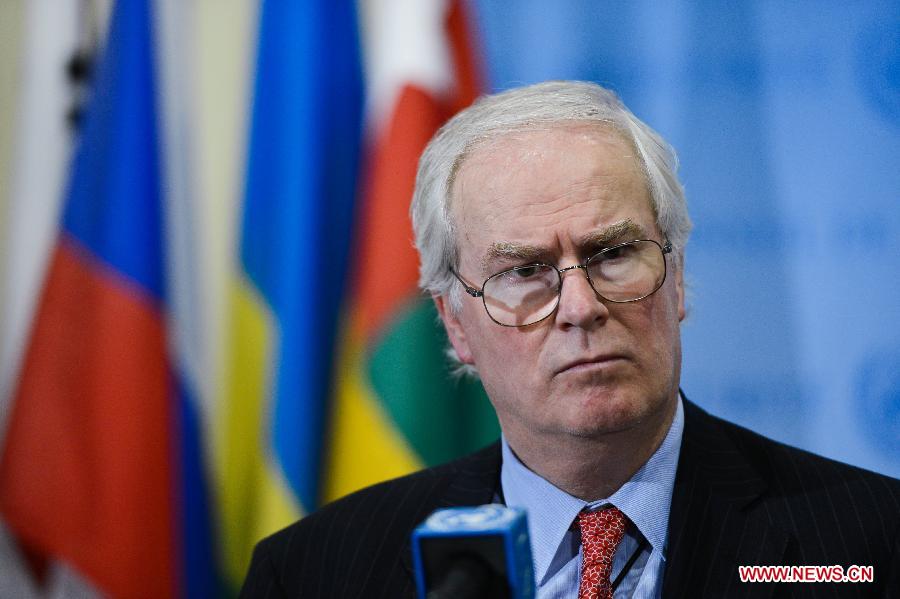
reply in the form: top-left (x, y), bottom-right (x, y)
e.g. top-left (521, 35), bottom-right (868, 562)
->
top-left (436, 124), bottom-right (685, 446)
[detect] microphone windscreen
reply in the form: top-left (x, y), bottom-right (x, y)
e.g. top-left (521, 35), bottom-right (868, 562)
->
top-left (411, 504), bottom-right (535, 599)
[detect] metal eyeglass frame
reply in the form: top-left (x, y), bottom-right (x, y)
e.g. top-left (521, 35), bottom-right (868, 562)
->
top-left (450, 238), bottom-right (673, 327)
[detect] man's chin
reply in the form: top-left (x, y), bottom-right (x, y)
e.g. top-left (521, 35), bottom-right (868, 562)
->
top-left (556, 388), bottom-right (671, 438)
top-left (559, 416), bottom-right (641, 439)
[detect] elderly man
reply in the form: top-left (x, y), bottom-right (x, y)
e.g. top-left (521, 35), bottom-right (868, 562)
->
top-left (241, 81), bottom-right (900, 598)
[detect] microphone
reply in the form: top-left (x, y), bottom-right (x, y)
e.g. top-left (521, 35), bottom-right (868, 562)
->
top-left (411, 504), bottom-right (535, 599)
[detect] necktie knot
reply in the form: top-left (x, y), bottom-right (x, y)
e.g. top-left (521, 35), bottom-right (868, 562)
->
top-left (577, 506), bottom-right (627, 599)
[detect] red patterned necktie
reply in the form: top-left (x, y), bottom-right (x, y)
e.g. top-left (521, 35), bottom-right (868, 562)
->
top-left (577, 506), bottom-right (627, 599)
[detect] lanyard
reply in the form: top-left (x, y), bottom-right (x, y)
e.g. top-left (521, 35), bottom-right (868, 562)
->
top-left (611, 535), bottom-right (649, 591)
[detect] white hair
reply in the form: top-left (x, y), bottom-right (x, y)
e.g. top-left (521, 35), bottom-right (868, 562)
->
top-left (410, 80), bottom-right (692, 373)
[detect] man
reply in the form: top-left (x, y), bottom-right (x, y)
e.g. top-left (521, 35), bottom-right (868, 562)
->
top-left (241, 81), bottom-right (900, 597)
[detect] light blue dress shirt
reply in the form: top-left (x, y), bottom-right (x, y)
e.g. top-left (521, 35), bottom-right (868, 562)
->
top-left (500, 396), bottom-right (684, 599)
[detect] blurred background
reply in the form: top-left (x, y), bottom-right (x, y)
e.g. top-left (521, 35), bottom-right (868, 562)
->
top-left (0, 0), bottom-right (898, 597)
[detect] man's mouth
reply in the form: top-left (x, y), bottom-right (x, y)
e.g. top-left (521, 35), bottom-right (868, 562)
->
top-left (555, 354), bottom-right (627, 375)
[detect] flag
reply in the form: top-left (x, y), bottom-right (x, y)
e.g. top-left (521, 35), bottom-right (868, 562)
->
top-left (0, 0), bottom-right (79, 594)
top-left (323, 0), bottom-right (500, 502)
top-left (0, 1), bottom-right (216, 597)
top-left (0, 0), bottom-right (77, 446)
top-left (216, 0), bottom-right (365, 589)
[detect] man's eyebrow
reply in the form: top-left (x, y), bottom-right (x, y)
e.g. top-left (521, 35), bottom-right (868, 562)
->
top-left (480, 220), bottom-right (651, 272)
top-left (482, 242), bottom-right (548, 272)
top-left (579, 220), bottom-right (649, 248)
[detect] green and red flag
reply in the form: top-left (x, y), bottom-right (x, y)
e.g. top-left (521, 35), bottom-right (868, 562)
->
top-left (323, 0), bottom-right (499, 503)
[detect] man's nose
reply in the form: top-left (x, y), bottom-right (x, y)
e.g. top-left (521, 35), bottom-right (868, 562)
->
top-left (555, 266), bottom-right (609, 329)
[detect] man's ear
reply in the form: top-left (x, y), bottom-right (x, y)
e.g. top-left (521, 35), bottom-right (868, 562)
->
top-left (433, 294), bottom-right (474, 364)
top-left (674, 262), bottom-right (686, 322)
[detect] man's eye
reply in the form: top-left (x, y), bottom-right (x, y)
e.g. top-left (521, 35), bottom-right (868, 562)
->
top-left (602, 245), bottom-right (635, 260)
top-left (512, 265), bottom-right (540, 278)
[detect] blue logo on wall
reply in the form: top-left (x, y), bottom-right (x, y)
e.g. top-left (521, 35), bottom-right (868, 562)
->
top-left (856, 347), bottom-right (900, 455)
top-left (857, 22), bottom-right (900, 127)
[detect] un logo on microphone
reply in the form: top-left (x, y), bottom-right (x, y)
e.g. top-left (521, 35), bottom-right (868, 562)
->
top-left (856, 346), bottom-right (900, 456)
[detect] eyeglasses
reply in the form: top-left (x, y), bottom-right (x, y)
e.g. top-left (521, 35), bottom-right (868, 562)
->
top-left (451, 239), bottom-right (672, 327)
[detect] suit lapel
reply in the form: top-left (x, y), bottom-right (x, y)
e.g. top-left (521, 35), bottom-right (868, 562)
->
top-left (399, 443), bottom-right (503, 578)
top-left (663, 399), bottom-right (788, 598)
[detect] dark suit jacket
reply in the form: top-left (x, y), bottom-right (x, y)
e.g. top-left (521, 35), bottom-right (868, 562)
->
top-left (240, 399), bottom-right (900, 597)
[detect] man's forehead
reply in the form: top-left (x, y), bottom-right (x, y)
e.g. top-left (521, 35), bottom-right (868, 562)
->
top-left (450, 124), bottom-right (640, 210)
top-left (456, 122), bottom-right (634, 176)
top-left (448, 124), bottom-right (651, 255)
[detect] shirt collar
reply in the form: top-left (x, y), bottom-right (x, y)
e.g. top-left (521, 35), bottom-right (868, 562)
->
top-left (500, 395), bottom-right (684, 583)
